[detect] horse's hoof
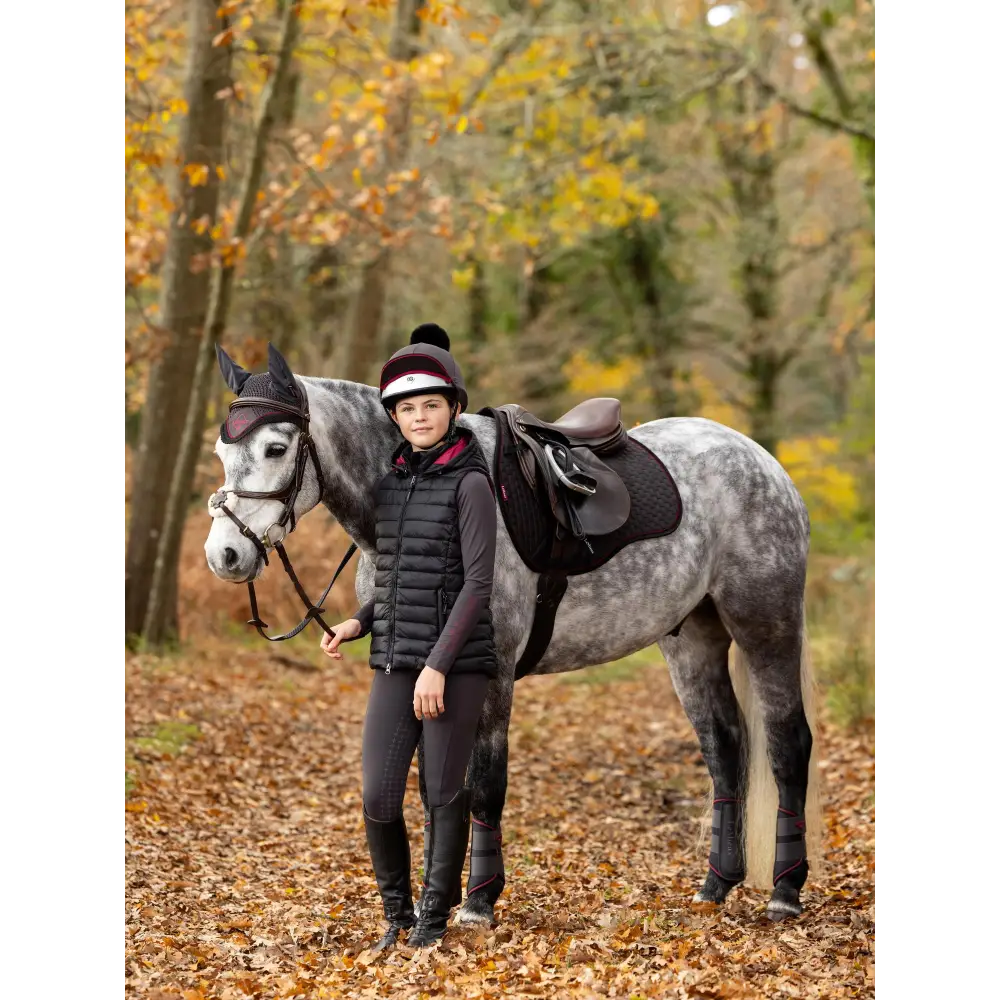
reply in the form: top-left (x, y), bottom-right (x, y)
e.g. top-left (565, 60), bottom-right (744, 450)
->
top-left (766, 900), bottom-right (801, 921)
top-left (766, 872), bottom-right (805, 920)
top-left (454, 892), bottom-right (495, 926)
top-left (694, 869), bottom-right (740, 905)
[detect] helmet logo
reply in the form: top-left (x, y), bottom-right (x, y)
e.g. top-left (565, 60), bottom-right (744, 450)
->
top-left (406, 375), bottom-right (414, 381)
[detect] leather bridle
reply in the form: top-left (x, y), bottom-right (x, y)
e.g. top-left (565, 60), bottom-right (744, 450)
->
top-left (208, 394), bottom-right (358, 642)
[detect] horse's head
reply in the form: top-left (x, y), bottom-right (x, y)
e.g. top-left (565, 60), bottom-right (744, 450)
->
top-left (204, 343), bottom-right (325, 583)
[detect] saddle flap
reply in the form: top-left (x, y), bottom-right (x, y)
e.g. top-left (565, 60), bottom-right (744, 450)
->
top-left (555, 448), bottom-right (631, 536)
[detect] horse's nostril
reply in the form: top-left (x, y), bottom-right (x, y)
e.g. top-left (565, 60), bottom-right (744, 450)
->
top-left (224, 546), bottom-right (239, 570)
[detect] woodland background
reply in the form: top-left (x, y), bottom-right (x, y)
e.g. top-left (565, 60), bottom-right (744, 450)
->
top-left (125, 1), bottom-right (874, 996)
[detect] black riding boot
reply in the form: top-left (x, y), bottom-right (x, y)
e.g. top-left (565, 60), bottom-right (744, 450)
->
top-left (363, 809), bottom-right (415, 953)
top-left (408, 788), bottom-right (471, 948)
top-left (417, 813), bottom-right (463, 913)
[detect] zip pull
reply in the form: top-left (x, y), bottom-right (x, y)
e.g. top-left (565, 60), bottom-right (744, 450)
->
top-left (385, 661), bottom-right (391, 675)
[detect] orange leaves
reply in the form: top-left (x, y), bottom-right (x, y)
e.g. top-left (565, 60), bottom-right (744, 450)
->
top-left (184, 163), bottom-right (210, 187)
top-left (212, 28), bottom-right (234, 49)
top-left (126, 598), bottom-right (874, 1000)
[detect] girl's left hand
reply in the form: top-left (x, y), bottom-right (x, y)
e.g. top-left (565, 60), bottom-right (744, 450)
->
top-left (414, 666), bottom-right (445, 720)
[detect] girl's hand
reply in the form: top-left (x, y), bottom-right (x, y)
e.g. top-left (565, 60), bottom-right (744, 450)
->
top-left (320, 619), bottom-right (362, 659)
top-left (414, 666), bottom-right (446, 720)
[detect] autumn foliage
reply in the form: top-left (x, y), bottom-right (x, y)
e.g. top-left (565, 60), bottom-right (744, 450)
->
top-left (125, 1), bottom-right (874, 992)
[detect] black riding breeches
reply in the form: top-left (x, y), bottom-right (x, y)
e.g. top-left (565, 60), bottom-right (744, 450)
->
top-left (361, 669), bottom-right (490, 822)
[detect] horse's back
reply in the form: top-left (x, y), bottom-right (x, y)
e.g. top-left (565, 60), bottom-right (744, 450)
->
top-left (629, 416), bottom-right (809, 545)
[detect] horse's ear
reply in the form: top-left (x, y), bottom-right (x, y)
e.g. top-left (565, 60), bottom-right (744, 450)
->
top-left (267, 343), bottom-right (299, 403)
top-left (216, 343), bottom-right (251, 395)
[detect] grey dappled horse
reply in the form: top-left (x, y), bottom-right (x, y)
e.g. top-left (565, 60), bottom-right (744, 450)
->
top-left (204, 347), bottom-right (821, 923)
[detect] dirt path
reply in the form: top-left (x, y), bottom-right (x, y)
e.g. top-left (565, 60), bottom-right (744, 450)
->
top-left (126, 637), bottom-right (874, 999)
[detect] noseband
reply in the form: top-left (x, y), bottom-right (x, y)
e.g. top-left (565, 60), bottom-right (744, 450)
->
top-left (208, 394), bottom-right (358, 641)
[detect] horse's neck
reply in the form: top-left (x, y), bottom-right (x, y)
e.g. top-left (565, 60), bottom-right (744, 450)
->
top-left (301, 378), bottom-right (397, 551)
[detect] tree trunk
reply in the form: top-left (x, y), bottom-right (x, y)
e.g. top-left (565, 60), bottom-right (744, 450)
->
top-left (341, 0), bottom-right (425, 385)
top-left (141, 1), bottom-right (301, 644)
top-left (466, 256), bottom-right (488, 391)
top-left (624, 224), bottom-right (681, 418)
top-left (519, 255), bottom-right (564, 413)
top-left (125, 0), bottom-right (232, 639)
top-left (307, 245), bottom-right (345, 370)
top-left (713, 78), bottom-right (784, 455)
top-left (252, 62), bottom-right (301, 359)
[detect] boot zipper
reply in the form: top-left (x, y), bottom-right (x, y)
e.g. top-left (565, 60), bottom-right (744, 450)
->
top-left (386, 473), bottom-right (418, 674)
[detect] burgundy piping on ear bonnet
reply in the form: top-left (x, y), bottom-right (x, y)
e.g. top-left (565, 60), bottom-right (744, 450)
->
top-left (220, 373), bottom-right (307, 443)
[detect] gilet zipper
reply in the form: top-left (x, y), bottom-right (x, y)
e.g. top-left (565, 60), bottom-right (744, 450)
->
top-left (385, 473), bottom-right (418, 674)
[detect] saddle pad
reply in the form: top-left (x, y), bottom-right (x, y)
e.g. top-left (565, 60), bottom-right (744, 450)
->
top-left (482, 408), bottom-right (683, 575)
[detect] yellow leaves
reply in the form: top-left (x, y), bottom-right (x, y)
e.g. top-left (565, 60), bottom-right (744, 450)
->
top-left (585, 167), bottom-right (624, 202)
top-left (455, 115), bottom-right (469, 134)
top-left (777, 436), bottom-right (860, 526)
top-left (620, 118), bottom-right (646, 142)
top-left (370, 112), bottom-right (387, 133)
top-left (451, 266), bottom-right (475, 289)
top-left (184, 163), bottom-right (210, 187)
top-left (565, 351), bottom-right (643, 397)
top-left (637, 195), bottom-right (660, 220)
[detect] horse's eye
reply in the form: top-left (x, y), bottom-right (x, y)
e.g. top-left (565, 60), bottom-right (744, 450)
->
top-left (265, 444), bottom-right (287, 459)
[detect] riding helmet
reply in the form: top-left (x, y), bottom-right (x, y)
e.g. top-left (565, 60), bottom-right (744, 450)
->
top-left (379, 324), bottom-right (469, 414)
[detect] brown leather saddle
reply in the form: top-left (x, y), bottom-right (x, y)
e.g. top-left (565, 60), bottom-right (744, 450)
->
top-left (497, 400), bottom-right (631, 546)
top-left (481, 400), bottom-right (683, 679)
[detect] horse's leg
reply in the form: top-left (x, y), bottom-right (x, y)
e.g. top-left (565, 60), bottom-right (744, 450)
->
top-left (716, 583), bottom-right (813, 921)
top-left (658, 596), bottom-right (747, 905)
top-left (453, 675), bottom-right (514, 926)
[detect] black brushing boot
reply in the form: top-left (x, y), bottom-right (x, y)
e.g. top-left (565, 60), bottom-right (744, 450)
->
top-left (408, 788), bottom-right (471, 948)
top-left (363, 809), bottom-right (416, 953)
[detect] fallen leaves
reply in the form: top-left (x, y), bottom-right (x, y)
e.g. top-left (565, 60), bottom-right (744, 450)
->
top-left (127, 589), bottom-right (874, 999)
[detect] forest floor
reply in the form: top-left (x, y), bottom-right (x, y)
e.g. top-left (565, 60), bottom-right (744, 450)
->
top-left (126, 620), bottom-right (874, 999)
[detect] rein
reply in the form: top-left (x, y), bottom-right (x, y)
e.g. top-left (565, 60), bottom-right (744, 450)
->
top-left (208, 394), bottom-right (359, 642)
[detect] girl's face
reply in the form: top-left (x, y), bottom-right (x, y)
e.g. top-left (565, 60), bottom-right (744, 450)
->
top-left (391, 394), bottom-right (459, 450)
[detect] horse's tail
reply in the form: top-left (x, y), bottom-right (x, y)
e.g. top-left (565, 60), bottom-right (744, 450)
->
top-left (730, 605), bottom-right (823, 890)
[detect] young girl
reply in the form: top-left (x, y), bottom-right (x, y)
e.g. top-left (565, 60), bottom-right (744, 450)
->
top-left (320, 324), bottom-right (498, 951)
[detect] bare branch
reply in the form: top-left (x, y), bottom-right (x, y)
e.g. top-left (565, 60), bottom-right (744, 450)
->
top-left (753, 72), bottom-right (873, 142)
top-left (791, 0), bottom-right (856, 119)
